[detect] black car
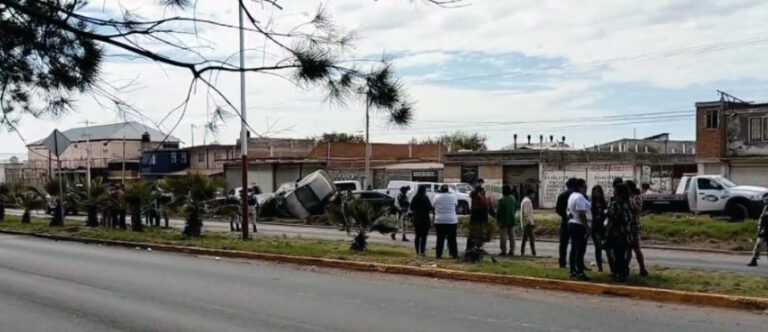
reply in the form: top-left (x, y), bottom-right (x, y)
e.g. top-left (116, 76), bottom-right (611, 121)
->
top-left (351, 191), bottom-right (396, 215)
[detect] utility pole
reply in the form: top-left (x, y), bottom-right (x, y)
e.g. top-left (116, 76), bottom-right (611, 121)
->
top-left (364, 98), bottom-right (371, 189)
top-left (80, 120), bottom-right (92, 195)
top-left (121, 135), bottom-right (126, 184)
top-left (239, 2), bottom-right (251, 239)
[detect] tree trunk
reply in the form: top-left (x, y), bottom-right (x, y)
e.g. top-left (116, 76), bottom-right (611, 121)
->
top-left (49, 201), bottom-right (63, 227)
top-left (131, 209), bottom-right (143, 232)
top-left (86, 206), bottom-right (99, 227)
top-left (21, 211), bottom-right (31, 224)
top-left (183, 209), bottom-right (202, 236)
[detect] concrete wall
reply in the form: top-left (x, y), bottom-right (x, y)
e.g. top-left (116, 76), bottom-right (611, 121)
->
top-left (188, 145), bottom-right (236, 171)
top-left (725, 107), bottom-right (768, 157)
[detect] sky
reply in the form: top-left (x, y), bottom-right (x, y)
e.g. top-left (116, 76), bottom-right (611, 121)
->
top-left (5, 0), bottom-right (768, 156)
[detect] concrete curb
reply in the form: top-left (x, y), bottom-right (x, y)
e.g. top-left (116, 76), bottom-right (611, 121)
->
top-left (1, 229), bottom-right (766, 312)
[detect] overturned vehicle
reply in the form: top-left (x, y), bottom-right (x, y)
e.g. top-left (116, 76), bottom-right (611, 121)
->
top-left (257, 170), bottom-right (336, 219)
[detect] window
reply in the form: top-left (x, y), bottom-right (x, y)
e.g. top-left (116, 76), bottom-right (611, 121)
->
top-left (764, 117), bottom-right (768, 141)
top-left (149, 155), bottom-right (156, 165)
top-left (197, 152), bottom-right (204, 162)
top-left (749, 117), bottom-right (762, 144)
top-left (171, 152), bottom-right (177, 163)
top-left (181, 152), bottom-right (187, 164)
top-left (697, 178), bottom-right (722, 190)
top-left (214, 152), bottom-right (222, 160)
top-left (705, 110), bottom-right (719, 129)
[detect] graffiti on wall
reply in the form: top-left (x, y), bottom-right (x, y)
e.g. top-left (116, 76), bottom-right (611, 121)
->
top-left (540, 163), bottom-right (635, 208)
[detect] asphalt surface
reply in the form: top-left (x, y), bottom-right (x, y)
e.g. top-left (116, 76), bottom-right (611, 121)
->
top-left (0, 234), bottom-right (765, 332)
top-left (6, 209), bottom-right (768, 276)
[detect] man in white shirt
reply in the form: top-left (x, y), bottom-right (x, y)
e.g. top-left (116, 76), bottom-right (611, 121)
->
top-left (567, 178), bottom-right (592, 280)
top-left (432, 185), bottom-right (459, 259)
top-left (520, 189), bottom-right (536, 256)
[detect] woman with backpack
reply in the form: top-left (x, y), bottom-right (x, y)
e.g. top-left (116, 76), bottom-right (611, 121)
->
top-left (604, 183), bottom-right (634, 282)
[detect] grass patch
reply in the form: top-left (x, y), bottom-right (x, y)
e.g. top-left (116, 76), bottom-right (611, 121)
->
top-left (0, 215), bottom-right (766, 298)
top-left (488, 211), bottom-right (757, 250)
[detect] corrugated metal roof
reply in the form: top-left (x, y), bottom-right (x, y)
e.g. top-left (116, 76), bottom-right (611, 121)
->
top-left (29, 121), bottom-right (180, 145)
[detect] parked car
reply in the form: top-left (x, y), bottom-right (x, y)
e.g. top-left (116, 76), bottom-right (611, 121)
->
top-left (642, 175), bottom-right (768, 221)
top-left (283, 170), bottom-right (336, 219)
top-left (227, 185), bottom-right (262, 201)
top-left (334, 180), bottom-right (362, 192)
top-left (45, 195), bottom-right (78, 216)
top-left (349, 191), bottom-right (396, 215)
top-left (376, 181), bottom-right (472, 215)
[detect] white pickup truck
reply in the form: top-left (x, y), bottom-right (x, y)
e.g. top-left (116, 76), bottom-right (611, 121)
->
top-left (642, 175), bottom-right (768, 221)
top-left (377, 181), bottom-right (472, 215)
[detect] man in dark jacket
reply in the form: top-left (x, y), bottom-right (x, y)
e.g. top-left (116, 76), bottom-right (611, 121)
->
top-left (748, 198), bottom-right (768, 266)
top-left (555, 178), bottom-right (578, 268)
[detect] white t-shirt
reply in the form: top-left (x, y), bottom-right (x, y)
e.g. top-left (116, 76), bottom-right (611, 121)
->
top-left (432, 193), bottom-right (458, 224)
top-left (567, 192), bottom-right (592, 227)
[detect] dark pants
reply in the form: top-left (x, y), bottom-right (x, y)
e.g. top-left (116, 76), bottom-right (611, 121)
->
top-left (568, 223), bottom-right (588, 276)
top-left (591, 228), bottom-right (605, 271)
top-left (559, 219), bottom-right (570, 267)
top-left (521, 224), bottom-right (536, 256)
top-left (435, 224), bottom-right (458, 258)
top-left (608, 243), bottom-right (631, 280)
top-left (413, 225), bottom-right (429, 255)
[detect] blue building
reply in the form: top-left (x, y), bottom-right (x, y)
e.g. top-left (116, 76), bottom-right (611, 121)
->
top-left (140, 149), bottom-right (190, 181)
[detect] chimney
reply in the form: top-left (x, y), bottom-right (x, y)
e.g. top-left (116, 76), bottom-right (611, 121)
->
top-left (549, 135), bottom-right (554, 143)
top-left (539, 135), bottom-right (544, 149)
top-left (562, 136), bottom-right (566, 143)
top-left (527, 135), bottom-right (531, 145)
top-left (513, 134), bottom-right (518, 149)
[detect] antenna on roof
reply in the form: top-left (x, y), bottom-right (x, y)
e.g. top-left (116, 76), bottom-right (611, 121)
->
top-left (717, 90), bottom-right (749, 104)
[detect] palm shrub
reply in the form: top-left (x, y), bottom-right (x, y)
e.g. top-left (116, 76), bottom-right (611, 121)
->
top-left (44, 178), bottom-right (64, 226)
top-left (328, 194), bottom-right (397, 251)
top-left (165, 172), bottom-right (222, 237)
top-left (15, 187), bottom-right (46, 224)
top-left (124, 181), bottom-right (154, 232)
top-left (69, 179), bottom-right (109, 227)
top-left (0, 183), bottom-right (10, 221)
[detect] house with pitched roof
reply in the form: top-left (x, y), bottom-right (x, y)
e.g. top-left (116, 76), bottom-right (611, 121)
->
top-left (25, 122), bottom-right (180, 185)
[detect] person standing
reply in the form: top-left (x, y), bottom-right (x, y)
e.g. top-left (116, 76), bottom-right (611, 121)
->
top-left (433, 185), bottom-right (459, 259)
top-left (567, 179), bottom-right (591, 280)
top-left (496, 185), bottom-right (518, 256)
top-left (393, 186), bottom-right (411, 242)
top-left (520, 189), bottom-right (537, 256)
top-left (409, 186), bottom-right (433, 256)
top-left (466, 185), bottom-right (495, 252)
top-left (605, 183), bottom-right (634, 282)
top-left (625, 180), bottom-right (649, 277)
top-left (590, 185), bottom-right (608, 272)
top-left (748, 198), bottom-right (768, 266)
top-left (556, 178), bottom-right (578, 268)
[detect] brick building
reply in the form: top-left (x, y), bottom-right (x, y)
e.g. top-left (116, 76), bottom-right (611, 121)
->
top-left (696, 99), bottom-right (768, 186)
top-left (223, 141), bottom-right (446, 191)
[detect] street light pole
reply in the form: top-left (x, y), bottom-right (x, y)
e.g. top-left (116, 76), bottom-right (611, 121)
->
top-left (364, 98), bottom-right (370, 189)
top-left (238, 2), bottom-right (251, 239)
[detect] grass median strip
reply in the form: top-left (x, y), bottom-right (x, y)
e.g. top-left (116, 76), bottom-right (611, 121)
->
top-left (1, 215), bottom-right (766, 299)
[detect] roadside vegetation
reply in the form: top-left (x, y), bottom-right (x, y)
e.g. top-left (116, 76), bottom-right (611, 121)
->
top-left (0, 215), bottom-right (765, 298)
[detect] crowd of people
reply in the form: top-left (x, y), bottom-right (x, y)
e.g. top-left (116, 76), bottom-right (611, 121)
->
top-left (390, 179), bottom-right (538, 260)
top-left (386, 175), bottom-right (657, 282)
top-left (555, 177), bottom-right (648, 281)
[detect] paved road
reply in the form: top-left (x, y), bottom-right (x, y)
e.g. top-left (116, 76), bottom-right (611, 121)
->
top-left (8, 209), bottom-right (767, 275)
top-left (0, 234), bottom-right (764, 332)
